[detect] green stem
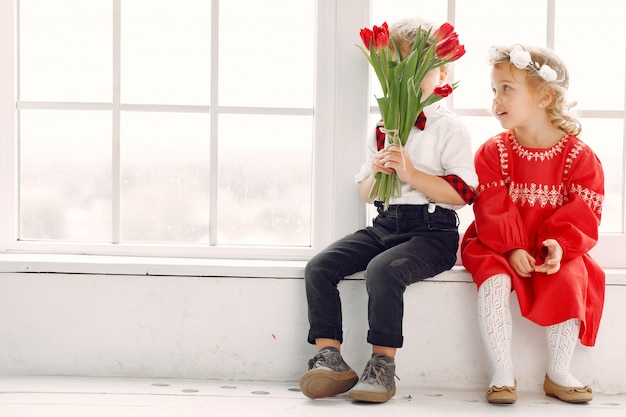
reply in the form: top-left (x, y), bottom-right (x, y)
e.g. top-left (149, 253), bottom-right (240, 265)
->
top-left (368, 172), bottom-right (382, 200)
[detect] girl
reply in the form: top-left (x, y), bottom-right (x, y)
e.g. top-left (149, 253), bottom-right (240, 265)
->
top-left (461, 45), bottom-right (604, 404)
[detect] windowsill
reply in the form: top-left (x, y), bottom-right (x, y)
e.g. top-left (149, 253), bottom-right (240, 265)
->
top-left (0, 253), bottom-right (625, 285)
top-left (0, 253), bottom-right (307, 279)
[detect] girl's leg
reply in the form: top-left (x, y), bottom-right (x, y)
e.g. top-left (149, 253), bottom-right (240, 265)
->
top-left (546, 318), bottom-right (584, 387)
top-left (478, 274), bottom-right (515, 388)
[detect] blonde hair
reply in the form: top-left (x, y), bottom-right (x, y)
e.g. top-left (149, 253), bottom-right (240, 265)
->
top-left (489, 45), bottom-right (581, 136)
top-left (389, 17), bottom-right (432, 45)
top-left (389, 18), bottom-right (450, 74)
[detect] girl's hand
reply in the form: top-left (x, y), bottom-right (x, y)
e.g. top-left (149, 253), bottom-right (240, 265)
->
top-left (381, 145), bottom-right (415, 182)
top-left (534, 239), bottom-right (563, 275)
top-left (507, 249), bottom-right (536, 277)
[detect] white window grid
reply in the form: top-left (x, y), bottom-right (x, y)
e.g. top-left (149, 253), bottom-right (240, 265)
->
top-left (0, 0), bottom-right (625, 268)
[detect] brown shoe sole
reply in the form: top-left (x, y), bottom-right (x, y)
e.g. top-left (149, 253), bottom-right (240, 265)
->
top-left (348, 387), bottom-right (396, 403)
top-left (544, 375), bottom-right (592, 403)
top-left (300, 369), bottom-right (358, 399)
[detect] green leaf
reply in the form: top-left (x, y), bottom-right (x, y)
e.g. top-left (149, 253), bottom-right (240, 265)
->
top-left (367, 43), bottom-right (389, 96)
top-left (377, 97), bottom-right (390, 122)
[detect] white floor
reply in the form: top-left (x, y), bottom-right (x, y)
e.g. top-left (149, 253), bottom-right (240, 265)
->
top-left (0, 376), bottom-right (625, 417)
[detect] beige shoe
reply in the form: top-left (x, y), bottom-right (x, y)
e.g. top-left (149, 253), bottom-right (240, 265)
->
top-left (543, 375), bottom-right (592, 403)
top-left (486, 380), bottom-right (517, 404)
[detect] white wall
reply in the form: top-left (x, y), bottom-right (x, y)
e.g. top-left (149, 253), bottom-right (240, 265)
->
top-left (0, 266), bottom-right (624, 394)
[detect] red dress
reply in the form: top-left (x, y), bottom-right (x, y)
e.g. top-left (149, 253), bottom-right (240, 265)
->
top-left (461, 130), bottom-right (605, 346)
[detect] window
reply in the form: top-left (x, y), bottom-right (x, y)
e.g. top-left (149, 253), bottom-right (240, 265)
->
top-left (1, 0), bottom-right (625, 268)
top-left (3, 0), bottom-right (325, 260)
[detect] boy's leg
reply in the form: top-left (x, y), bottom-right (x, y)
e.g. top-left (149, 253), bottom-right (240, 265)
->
top-left (301, 229), bottom-right (382, 399)
top-left (365, 232), bottom-right (458, 350)
top-left (350, 232), bottom-right (457, 403)
top-left (304, 228), bottom-right (381, 346)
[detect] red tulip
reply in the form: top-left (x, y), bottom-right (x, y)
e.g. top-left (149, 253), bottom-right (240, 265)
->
top-left (432, 23), bottom-right (455, 42)
top-left (435, 33), bottom-right (466, 61)
top-left (433, 84), bottom-right (454, 98)
top-left (372, 22), bottom-right (390, 49)
top-left (360, 27), bottom-right (374, 48)
top-left (360, 22), bottom-right (390, 49)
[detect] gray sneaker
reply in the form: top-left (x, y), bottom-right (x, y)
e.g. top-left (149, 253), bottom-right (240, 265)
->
top-left (299, 347), bottom-right (358, 399)
top-left (348, 354), bottom-right (397, 403)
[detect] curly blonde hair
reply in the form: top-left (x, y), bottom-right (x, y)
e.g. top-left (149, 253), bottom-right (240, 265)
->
top-left (488, 45), bottom-right (581, 136)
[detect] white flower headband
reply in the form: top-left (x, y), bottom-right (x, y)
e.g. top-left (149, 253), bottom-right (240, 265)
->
top-left (488, 46), bottom-right (558, 82)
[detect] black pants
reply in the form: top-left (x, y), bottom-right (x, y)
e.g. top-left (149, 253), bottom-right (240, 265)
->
top-left (305, 203), bottom-right (459, 348)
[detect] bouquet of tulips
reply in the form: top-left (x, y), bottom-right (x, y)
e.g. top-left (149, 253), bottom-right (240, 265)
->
top-left (358, 21), bottom-right (466, 209)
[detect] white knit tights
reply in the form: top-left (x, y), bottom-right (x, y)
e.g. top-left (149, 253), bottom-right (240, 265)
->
top-left (477, 274), bottom-right (514, 388)
top-left (546, 318), bottom-right (584, 387)
top-left (479, 274), bottom-right (584, 388)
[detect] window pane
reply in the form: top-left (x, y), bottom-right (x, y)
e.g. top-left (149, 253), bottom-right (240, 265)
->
top-left (19, 0), bottom-right (112, 102)
top-left (120, 112), bottom-right (211, 243)
top-left (372, 0), bottom-right (447, 25)
top-left (19, 110), bottom-right (112, 241)
top-left (218, 0), bottom-right (315, 108)
top-left (217, 114), bottom-right (312, 246)
top-left (454, 0), bottom-right (547, 109)
top-left (121, 0), bottom-right (211, 105)
top-left (578, 118), bottom-right (624, 234)
top-left (555, 0), bottom-right (626, 111)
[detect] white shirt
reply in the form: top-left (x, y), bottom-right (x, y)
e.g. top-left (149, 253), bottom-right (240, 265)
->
top-left (354, 104), bottom-right (479, 211)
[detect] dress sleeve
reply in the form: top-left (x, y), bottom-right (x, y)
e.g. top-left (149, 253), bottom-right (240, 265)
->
top-left (536, 145), bottom-right (604, 260)
top-left (473, 140), bottom-right (528, 254)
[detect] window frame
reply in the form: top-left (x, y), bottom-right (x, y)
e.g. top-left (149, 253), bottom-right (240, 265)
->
top-left (0, 0), bottom-right (369, 261)
top-left (1, 0), bottom-right (625, 269)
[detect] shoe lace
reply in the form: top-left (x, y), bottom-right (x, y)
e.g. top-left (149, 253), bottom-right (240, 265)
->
top-left (359, 356), bottom-right (399, 384)
top-left (308, 349), bottom-right (334, 369)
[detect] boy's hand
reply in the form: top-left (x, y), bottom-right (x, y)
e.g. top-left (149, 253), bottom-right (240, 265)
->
top-left (372, 149), bottom-right (394, 176)
top-left (507, 249), bottom-right (535, 277)
top-left (381, 145), bottom-right (415, 182)
top-left (534, 239), bottom-right (563, 275)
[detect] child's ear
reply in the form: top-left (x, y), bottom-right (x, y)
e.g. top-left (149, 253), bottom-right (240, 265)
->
top-left (538, 86), bottom-right (555, 108)
top-left (439, 68), bottom-right (449, 83)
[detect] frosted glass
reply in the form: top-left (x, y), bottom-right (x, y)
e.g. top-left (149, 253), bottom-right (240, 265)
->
top-left (19, 0), bottom-right (112, 102)
top-left (19, 110), bottom-right (112, 241)
top-left (120, 112), bottom-right (211, 243)
top-left (217, 114), bottom-right (313, 246)
top-left (121, 0), bottom-right (212, 105)
top-left (218, 0), bottom-right (315, 108)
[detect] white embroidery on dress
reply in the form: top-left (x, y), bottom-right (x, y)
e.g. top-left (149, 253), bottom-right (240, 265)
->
top-left (475, 133), bottom-right (511, 197)
top-left (563, 142), bottom-right (586, 183)
top-left (476, 179), bottom-right (507, 196)
top-left (477, 133), bottom-right (603, 216)
top-left (571, 183), bottom-right (604, 215)
top-left (511, 135), bottom-right (568, 161)
top-left (495, 134), bottom-right (510, 177)
top-left (509, 182), bottom-right (564, 208)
